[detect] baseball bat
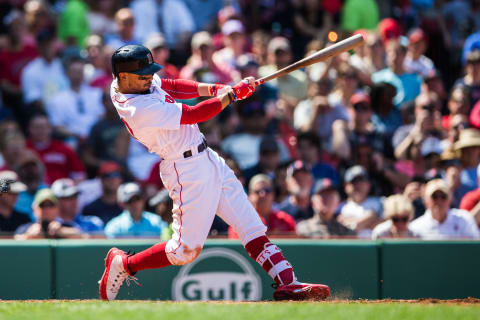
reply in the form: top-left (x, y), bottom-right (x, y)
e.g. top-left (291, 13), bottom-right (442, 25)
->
top-left (254, 34), bottom-right (365, 86)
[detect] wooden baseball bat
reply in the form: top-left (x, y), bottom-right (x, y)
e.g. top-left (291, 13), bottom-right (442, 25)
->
top-left (255, 34), bottom-right (365, 86)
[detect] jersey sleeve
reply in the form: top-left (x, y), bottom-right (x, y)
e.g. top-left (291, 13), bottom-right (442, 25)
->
top-left (128, 96), bottom-right (183, 131)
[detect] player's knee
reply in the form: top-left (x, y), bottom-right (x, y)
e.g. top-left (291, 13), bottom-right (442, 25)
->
top-left (167, 245), bottom-right (202, 265)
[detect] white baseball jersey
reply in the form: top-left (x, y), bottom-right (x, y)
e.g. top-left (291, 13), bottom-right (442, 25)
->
top-left (110, 74), bottom-right (205, 160)
top-left (110, 75), bottom-right (266, 265)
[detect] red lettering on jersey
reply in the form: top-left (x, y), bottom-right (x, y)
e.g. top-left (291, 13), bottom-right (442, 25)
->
top-left (165, 95), bottom-right (175, 103)
top-left (121, 118), bottom-right (135, 137)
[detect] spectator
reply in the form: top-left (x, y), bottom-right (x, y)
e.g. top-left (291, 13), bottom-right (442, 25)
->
top-left (0, 131), bottom-right (26, 172)
top-left (372, 39), bottom-right (422, 107)
top-left (0, 10), bottom-right (38, 124)
top-left (15, 188), bottom-right (85, 239)
top-left (84, 35), bottom-right (111, 88)
top-left (278, 160), bottom-right (314, 221)
top-left (59, 0), bottom-right (90, 48)
top-left (294, 82), bottom-right (349, 148)
top-left (443, 86), bottom-right (471, 130)
top-left (420, 137), bottom-right (444, 172)
top-left (158, 0), bottom-right (195, 50)
top-left (403, 177), bottom-right (426, 219)
top-left (14, 149), bottom-right (46, 220)
top-left (46, 55), bottom-right (104, 141)
top-left (296, 178), bottom-right (354, 238)
top-left (21, 30), bottom-right (68, 108)
top-left (242, 135), bottom-right (280, 187)
top-left (258, 36), bottom-right (308, 102)
top-left (213, 19), bottom-right (247, 73)
top-left (82, 161), bottom-right (124, 224)
top-left (51, 178), bottom-right (104, 235)
top-left (24, 0), bottom-right (56, 39)
top-left (179, 31), bottom-right (234, 84)
top-left (409, 179), bottom-right (480, 239)
top-left (341, 0), bottom-right (379, 32)
top-left (104, 182), bottom-right (167, 238)
top-left (144, 33), bottom-right (179, 79)
top-left (338, 165), bottom-right (383, 238)
top-left (358, 32), bottom-right (386, 76)
top-left (0, 171), bottom-right (31, 235)
top-left (295, 131), bottom-right (339, 183)
top-left (148, 189), bottom-right (173, 240)
top-left (460, 163), bottom-right (480, 229)
top-left (221, 101), bottom-right (268, 170)
top-left (105, 8), bottom-right (140, 49)
top-left (228, 174), bottom-right (296, 238)
top-left (26, 112), bottom-right (86, 185)
top-left (370, 81), bottom-right (402, 135)
top-left (371, 194), bottom-right (416, 239)
top-left (86, 0), bottom-right (117, 36)
top-left (454, 128), bottom-right (480, 192)
top-left (82, 90), bottom-right (129, 174)
top-left (404, 28), bottom-right (435, 77)
top-left (455, 50), bottom-right (480, 105)
top-left (393, 93), bottom-right (444, 167)
top-left (327, 63), bottom-right (360, 117)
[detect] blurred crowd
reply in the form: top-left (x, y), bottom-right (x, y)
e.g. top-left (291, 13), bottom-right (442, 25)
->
top-left (1, 0), bottom-right (480, 241)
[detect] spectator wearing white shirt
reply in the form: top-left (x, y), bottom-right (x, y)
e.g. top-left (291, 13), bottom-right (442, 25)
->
top-left (338, 165), bottom-right (383, 238)
top-left (46, 55), bottom-right (104, 142)
top-left (404, 28), bottom-right (435, 78)
top-left (409, 179), bottom-right (480, 239)
top-left (372, 194), bottom-right (416, 239)
top-left (21, 30), bottom-right (68, 109)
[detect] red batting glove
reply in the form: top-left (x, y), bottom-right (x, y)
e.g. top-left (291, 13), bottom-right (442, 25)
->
top-left (209, 83), bottom-right (226, 96)
top-left (232, 79), bottom-right (255, 101)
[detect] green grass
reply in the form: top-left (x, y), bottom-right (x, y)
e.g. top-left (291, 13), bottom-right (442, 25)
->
top-left (0, 301), bottom-right (479, 320)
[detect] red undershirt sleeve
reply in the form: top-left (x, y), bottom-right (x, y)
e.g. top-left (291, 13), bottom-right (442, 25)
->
top-left (160, 78), bottom-right (200, 99)
top-left (180, 98), bottom-right (223, 124)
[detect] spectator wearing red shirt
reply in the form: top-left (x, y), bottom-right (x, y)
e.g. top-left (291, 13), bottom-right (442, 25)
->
top-left (26, 113), bottom-right (86, 185)
top-left (229, 174), bottom-right (296, 239)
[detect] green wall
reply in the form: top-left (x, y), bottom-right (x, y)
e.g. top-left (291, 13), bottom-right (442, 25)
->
top-left (0, 239), bottom-right (478, 300)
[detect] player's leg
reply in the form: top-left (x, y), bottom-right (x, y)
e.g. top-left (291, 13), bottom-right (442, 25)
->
top-left (212, 150), bottom-right (330, 300)
top-left (99, 154), bottom-right (221, 300)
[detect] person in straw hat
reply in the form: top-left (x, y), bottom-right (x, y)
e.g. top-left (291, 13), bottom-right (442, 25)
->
top-left (454, 128), bottom-right (480, 192)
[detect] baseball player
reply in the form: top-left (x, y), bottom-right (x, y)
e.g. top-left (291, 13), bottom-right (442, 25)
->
top-left (99, 44), bottom-right (330, 301)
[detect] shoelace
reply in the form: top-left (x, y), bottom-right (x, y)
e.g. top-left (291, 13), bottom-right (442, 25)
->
top-left (110, 270), bottom-right (141, 296)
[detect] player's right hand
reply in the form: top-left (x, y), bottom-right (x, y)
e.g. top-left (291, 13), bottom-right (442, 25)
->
top-left (232, 77), bottom-right (256, 101)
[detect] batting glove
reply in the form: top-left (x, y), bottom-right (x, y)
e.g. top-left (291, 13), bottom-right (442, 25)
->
top-left (232, 78), bottom-right (255, 101)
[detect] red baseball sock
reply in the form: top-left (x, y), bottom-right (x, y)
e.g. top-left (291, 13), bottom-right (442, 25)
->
top-left (127, 242), bottom-right (171, 274)
top-left (245, 236), bottom-right (296, 285)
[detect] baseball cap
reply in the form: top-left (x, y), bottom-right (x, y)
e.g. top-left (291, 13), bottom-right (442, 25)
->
top-left (268, 37), bottom-right (291, 54)
top-left (117, 182), bottom-right (142, 203)
top-left (191, 31), bottom-right (213, 50)
top-left (99, 161), bottom-right (122, 177)
top-left (287, 160), bottom-right (311, 177)
top-left (350, 92), bottom-right (370, 106)
top-left (112, 44), bottom-right (162, 77)
top-left (0, 170), bottom-right (27, 193)
top-left (33, 188), bottom-right (58, 207)
top-left (424, 178), bottom-right (449, 199)
top-left (221, 19), bottom-right (244, 36)
top-left (236, 54), bottom-right (259, 71)
top-left (421, 137), bottom-right (443, 157)
top-left (144, 33), bottom-right (167, 50)
top-left (378, 18), bottom-right (401, 43)
top-left (313, 178), bottom-right (338, 194)
top-left (148, 189), bottom-right (171, 207)
top-left (408, 28), bottom-right (426, 44)
top-left (51, 178), bottom-right (79, 198)
top-left (344, 165), bottom-right (368, 183)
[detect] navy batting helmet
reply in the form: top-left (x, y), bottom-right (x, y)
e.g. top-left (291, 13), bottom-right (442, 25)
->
top-left (111, 44), bottom-right (162, 77)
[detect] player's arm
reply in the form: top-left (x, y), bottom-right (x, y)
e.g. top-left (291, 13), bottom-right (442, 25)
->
top-left (161, 79), bottom-right (226, 99)
top-left (180, 78), bottom-right (256, 124)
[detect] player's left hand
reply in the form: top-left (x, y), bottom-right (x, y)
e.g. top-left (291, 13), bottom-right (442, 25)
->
top-left (232, 77), bottom-right (256, 101)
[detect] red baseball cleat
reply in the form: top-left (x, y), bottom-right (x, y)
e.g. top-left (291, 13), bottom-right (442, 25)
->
top-left (98, 247), bottom-right (139, 301)
top-left (273, 282), bottom-right (330, 301)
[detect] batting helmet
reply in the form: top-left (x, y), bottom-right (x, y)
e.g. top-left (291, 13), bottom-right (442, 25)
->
top-left (111, 44), bottom-right (162, 77)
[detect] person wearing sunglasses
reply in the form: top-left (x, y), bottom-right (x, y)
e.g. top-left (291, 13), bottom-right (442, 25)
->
top-left (104, 182), bottom-right (168, 238)
top-left (409, 179), bottom-right (480, 239)
top-left (371, 194), bottom-right (415, 239)
top-left (228, 174), bottom-right (296, 239)
top-left (15, 188), bottom-right (84, 239)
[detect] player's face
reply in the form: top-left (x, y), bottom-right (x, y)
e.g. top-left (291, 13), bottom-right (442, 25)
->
top-left (118, 72), bottom-right (153, 93)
